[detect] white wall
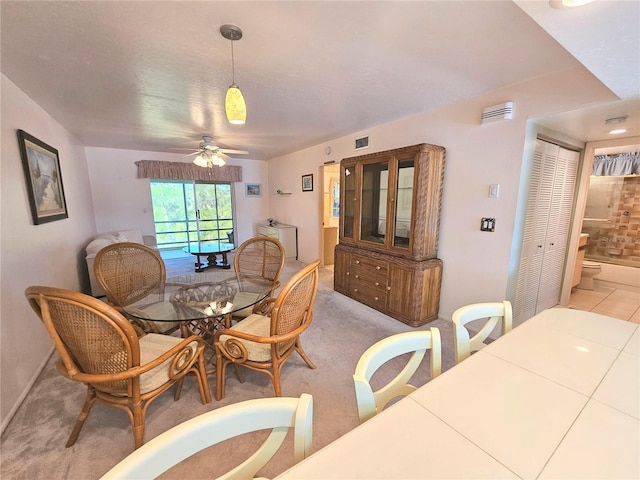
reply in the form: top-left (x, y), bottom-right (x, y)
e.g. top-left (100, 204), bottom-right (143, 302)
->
top-left (267, 65), bottom-right (617, 321)
top-left (85, 148), bottom-right (270, 247)
top-left (1, 74), bottom-right (96, 430)
top-left (0, 62), bottom-right (616, 432)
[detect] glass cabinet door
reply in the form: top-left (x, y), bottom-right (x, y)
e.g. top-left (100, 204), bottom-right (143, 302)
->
top-left (360, 161), bottom-right (389, 245)
top-left (393, 157), bottom-right (414, 249)
top-left (342, 164), bottom-right (356, 240)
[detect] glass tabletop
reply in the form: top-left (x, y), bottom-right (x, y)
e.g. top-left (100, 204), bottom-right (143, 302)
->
top-left (123, 272), bottom-right (272, 322)
top-left (182, 242), bottom-right (235, 255)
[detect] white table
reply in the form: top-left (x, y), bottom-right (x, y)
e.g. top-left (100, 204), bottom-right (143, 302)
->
top-left (276, 308), bottom-right (639, 479)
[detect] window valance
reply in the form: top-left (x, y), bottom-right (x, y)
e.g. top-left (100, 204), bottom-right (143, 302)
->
top-left (592, 152), bottom-right (640, 176)
top-left (135, 160), bottom-right (242, 182)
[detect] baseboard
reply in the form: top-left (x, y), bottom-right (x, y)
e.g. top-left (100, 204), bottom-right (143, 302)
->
top-left (594, 278), bottom-right (640, 293)
top-left (0, 347), bottom-right (54, 436)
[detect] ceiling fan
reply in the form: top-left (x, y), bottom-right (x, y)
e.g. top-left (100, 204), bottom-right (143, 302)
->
top-left (170, 136), bottom-right (249, 167)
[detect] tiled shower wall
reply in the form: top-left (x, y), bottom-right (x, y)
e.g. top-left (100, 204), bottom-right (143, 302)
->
top-left (582, 176), bottom-right (640, 268)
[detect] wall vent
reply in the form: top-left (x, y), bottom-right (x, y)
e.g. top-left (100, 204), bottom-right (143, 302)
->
top-left (481, 102), bottom-right (514, 125)
top-left (355, 135), bottom-right (370, 150)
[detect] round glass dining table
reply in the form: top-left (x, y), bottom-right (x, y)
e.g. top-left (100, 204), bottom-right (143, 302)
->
top-left (123, 271), bottom-right (273, 370)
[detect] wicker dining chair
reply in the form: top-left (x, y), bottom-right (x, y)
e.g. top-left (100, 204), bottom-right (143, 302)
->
top-left (93, 242), bottom-right (179, 334)
top-left (228, 236), bottom-right (286, 322)
top-left (25, 286), bottom-right (211, 450)
top-left (214, 260), bottom-right (320, 399)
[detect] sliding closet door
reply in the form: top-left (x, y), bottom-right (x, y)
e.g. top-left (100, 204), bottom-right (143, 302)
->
top-left (514, 140), bottom-right (579, 321)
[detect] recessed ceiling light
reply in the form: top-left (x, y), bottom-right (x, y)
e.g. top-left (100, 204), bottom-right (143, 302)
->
top-left (549, 0), bottom-right (597, 8)
top-left (605, 116), bottom-right (628, 125)
top-left (609, 129), bottom-right (627, 135)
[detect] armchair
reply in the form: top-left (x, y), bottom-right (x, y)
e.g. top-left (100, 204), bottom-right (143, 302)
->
top-left (25, 286), bottom-right (211, 449)
top-left (215, 260), bottom-right (320, 399)
top-left (93, 242), bottom-right (179, 334)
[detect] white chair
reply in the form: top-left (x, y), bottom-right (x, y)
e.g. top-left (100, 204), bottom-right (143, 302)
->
top-left (100, 393), bottom-right (313, 480)
top-left (353, 328), bottom-right (441, 423)
top-left (452, 300), bottom-right (512, 364)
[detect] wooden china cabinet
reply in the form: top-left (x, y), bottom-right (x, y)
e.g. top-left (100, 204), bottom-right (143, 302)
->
top-left (334, 143), bottom-right (446, 326)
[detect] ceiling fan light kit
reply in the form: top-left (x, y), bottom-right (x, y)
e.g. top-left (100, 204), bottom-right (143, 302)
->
top-left (220, 24), bottom-right (246, 125)
top-left (184, 135), bottom-right (249, 168)
top-left (193, 152), bottom-right (226, 168)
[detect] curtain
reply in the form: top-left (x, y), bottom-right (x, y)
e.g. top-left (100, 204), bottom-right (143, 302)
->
top-left (592, 152), bottom-right (640, 176)
top-left (135, 160), bottom-right (242, 182)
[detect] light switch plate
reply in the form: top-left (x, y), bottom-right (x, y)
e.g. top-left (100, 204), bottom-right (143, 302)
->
top-left (481, 217), bottom-right (496, 232)
top-left (489, 184), bottom-right (500, 198)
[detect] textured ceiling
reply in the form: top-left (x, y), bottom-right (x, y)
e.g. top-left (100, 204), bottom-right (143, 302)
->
top-left (1, 1), bottom-right (638, 160)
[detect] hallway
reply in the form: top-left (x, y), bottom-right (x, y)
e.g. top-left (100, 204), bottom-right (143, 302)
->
top-left (569, 285), bottom-right (640, 323)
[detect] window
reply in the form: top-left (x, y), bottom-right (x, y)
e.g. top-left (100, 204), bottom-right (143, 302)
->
top-left (150, 180), bottom-right (234, 250)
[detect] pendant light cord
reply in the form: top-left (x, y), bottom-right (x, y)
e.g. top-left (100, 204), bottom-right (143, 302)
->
top-left (230, 40), bottom-right (236, 85)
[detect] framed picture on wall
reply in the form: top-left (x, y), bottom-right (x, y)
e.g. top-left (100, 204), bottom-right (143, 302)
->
top-left (302, 174), bottom-right (313, 192)
top-left (245, 183), bottom-right (262, 197)
top-left (17, 129), bottom-right (68, 225)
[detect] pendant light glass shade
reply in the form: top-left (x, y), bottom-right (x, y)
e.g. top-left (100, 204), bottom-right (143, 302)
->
top-left (225, 84), bottom-right (246, 125)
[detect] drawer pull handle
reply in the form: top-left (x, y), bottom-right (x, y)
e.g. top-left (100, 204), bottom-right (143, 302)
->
top-left (355, 275), bottom-right (359, 279)
top-left (375, 282), bottom-right (380, 286)
top-left (374, 297), bottom-right (379, 301)
top-left (355, 260), bottom-right (360, 264)
top-left (354, 288), bottom-right (358, 293)
top-left (346, 272), bottom-right (350, 276)
top-left (376, 266), bottom-right (381, 270)
top-left (387, 286), bottom-right (391, 291)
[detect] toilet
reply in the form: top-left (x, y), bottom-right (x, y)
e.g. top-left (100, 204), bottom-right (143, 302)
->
top-left (578, 260), bottom-right (602, 290)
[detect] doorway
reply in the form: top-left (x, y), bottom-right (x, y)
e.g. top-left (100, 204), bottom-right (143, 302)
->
top-left (321, 164), bottom-right (340, 266)
top-left (150, 180), bottom-right (234, 251)
top-left (560, 136), bottom-right (640, 307)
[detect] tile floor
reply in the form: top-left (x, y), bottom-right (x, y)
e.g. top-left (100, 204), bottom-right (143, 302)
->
top-left (569, 284), bottom-right (640, 323)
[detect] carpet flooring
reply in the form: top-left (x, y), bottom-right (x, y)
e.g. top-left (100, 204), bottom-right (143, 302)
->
top-left (1, 258), bottom-right (456, 479)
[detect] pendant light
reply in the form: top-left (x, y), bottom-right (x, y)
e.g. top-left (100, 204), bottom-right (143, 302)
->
top-left (220, 24), bottom-right (246, 125)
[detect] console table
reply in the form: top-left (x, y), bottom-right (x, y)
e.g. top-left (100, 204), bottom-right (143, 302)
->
top-left (183, 242), bottom-right (234, 272)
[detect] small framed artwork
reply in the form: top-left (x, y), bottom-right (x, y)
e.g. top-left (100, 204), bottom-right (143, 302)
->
top-left (302, 174), bottom-right (314, 192)
top-left (17, 129), bottom-right (68, 225)
top-left (245, 183), bottom-right (262, 197)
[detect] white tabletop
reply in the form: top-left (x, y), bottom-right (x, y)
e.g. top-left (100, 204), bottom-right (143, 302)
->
top-left (276, 308), bottom-right (639, 479)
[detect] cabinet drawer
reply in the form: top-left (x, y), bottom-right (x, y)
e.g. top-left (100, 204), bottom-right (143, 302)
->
top-left (257, 225), bottom-right (278, 237)
top-left (349, 269), bottom-right (387, 287)
top-left (351, 275), bottom-right (388, 295)
top-left (350, 256), bottom-right (388, 277)
top-left (350, 281), bottom-right (388, 310)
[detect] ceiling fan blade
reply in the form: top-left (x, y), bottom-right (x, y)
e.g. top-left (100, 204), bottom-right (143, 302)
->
top-left (182, 151), bottom-right (201, 157)
top-left (219, 149), bottom-right (249, 155)
top-left (168, 147), bottom-right (199, 152)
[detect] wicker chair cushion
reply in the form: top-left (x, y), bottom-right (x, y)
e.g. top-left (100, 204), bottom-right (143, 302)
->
top-left (220, 314), bottom-right (271, 362)
top-left (139, 334), bottom-right (199, 393)
top-left (231, 291), bottom-right (261, 318)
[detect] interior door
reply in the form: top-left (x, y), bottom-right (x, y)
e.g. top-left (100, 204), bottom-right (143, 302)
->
top-left (536, 146), bottom-right (579, 312)
top-left (514, 140), bottom-right (579, 321)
